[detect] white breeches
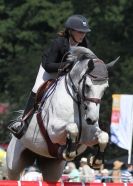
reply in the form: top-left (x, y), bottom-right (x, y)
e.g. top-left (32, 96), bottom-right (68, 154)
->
top-left (32, 64), bottom-right (57, 93)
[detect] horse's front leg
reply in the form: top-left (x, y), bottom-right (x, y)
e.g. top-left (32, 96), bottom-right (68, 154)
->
top-left (62, 123), bottom-right (79, 161)
top-left (89, 131), bottom-right (109, 169)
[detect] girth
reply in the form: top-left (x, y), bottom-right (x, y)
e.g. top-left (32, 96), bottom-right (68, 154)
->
top-left (36, 112), bottom-right (60, 158)
top-left (36, 79), bottom-right (62, 158)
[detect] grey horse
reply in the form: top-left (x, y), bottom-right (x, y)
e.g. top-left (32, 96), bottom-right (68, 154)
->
top-left (6, 46), bottom-right (119, 181)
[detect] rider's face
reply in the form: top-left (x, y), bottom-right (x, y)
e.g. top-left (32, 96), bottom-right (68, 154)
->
top-left (71, 30), bottom-right (86, 43)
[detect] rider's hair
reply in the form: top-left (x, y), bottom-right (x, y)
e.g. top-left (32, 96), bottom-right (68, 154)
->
top-left (57, 29), bottom-right (70, 38)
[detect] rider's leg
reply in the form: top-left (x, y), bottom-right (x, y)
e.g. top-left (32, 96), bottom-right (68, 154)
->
top-left (8, 65), bottom-right (56, 139)
top-left (8, 91), bottom-right (36, 139)
top-left (8, 65), bottom-right (45, 139)
top-left (23, 91), bottom-right (36, 116)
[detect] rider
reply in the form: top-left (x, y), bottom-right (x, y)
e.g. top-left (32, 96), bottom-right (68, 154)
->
top-left (8, 14), bottom-right (92, 139)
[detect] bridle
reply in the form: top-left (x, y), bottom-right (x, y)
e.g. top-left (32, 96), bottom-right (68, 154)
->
top-left (81, 75), bottom-right (101, 105)
top-left (65, 71), bottom-right (102, 144)
top-left (65, 71), bottom-right (101, 105)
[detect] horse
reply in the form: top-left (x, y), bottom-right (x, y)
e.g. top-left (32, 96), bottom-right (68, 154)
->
top-left (6, 46), bottom-right (119, 181)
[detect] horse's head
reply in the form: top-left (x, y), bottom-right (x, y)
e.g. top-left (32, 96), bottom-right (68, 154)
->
top-left (78, 59), bottom-right (109, 125)
top-left (67, 46), bottom-right (119, 125)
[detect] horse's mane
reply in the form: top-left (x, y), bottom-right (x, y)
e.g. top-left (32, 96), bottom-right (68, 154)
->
top-left (67, 46), bottom-right (97, 62)
top-left (67, 46), bottom-right (109, 82)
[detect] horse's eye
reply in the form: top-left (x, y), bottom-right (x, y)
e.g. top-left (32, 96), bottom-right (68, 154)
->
top-left (85, 84), bottom-right (90, 92)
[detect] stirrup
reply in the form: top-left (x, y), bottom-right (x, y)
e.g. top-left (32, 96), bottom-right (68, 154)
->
top-left (8, 120), bottom-right (28, 139)
top-left (8, 108), bottom-right (35, 139)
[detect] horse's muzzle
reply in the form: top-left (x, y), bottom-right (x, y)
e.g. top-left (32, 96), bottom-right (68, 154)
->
top-left (86, 118), bottom-right (96, 125)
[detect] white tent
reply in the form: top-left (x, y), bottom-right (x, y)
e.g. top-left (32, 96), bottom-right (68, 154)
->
top-left (110, 94), bottom-right (133, 164)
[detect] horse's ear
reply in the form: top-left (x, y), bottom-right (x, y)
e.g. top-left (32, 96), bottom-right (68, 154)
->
top-left (88, 59), bottom-right (94, 71)
top-left (106, 56), bottom-right (120, 69)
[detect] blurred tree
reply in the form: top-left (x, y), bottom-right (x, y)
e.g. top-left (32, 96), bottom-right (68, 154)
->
top-left (0, 0), bottom-right (73, 141)
top-left (0, 0), bottom-right (73, 102)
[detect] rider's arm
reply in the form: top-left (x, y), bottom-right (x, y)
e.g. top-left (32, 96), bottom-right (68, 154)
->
top-left (42, 37), bottom-right (70, 73)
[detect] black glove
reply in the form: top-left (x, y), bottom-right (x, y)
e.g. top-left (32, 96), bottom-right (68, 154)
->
top-left (58, 61), bottom-right (74, 75)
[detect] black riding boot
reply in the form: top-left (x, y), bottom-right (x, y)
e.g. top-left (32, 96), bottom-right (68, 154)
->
top-left (8, 91), bottom-right (36, 139)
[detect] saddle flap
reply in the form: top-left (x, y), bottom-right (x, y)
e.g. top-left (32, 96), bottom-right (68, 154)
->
top-left (35, 79), bottom-right (55, 105)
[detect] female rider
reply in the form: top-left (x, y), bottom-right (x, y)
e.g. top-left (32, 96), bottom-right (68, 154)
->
top-left (8, 14), bottom-right (92, 139)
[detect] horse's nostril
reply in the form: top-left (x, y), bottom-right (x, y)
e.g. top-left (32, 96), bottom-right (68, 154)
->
top-left (84, 105), bottom-right (87, 110)
top-left (86, 118), bottom-right (95, 125)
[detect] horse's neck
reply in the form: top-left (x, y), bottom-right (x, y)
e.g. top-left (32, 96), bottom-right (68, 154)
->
top-left (41, 77), bottom-right (76, 118)
top-left (54, 77), bottom-right (74, 100)
top-left (69, 61), bottom-right (87, 87)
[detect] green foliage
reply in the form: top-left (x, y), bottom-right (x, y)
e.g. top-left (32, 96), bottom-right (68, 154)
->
top-left (0, 0), bottom-right (73, 101)
top-left (0, 0), bottom-right (73, 140)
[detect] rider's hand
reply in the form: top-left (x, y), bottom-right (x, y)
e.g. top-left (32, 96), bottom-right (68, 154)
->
top-left (66, 54), bottom-right (77, 62)
top-left (58, 62), bottom-right (74, 75)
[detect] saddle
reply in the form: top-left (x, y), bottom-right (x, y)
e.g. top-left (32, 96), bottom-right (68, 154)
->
top-left (21, 79), bottom-right (56, 123)
top-left (35, 79), bottom-right (56, 108)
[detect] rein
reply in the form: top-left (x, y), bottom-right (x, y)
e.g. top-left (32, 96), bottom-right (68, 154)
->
top-left (66, 72), bottom-right (101, 104)
top-left (65, 72), bottom-right (83, 144)
top-left (65, 73), bottom-right (79, 104)
top-left (65, 71), bottom-right (102, 144)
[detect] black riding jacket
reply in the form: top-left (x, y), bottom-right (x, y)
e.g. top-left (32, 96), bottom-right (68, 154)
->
top-left (42, 35), bottom-right (90, 73)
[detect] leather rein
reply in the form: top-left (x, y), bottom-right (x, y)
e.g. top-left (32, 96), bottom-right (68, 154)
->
top-left (65, 71), bottom-right (101, 144)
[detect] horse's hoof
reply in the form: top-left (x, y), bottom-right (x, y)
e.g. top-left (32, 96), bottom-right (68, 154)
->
top-left (62, 149), bottom-right (76, 161)
top-left (68, 151), bottom-right (77, 159)
top-left (88, 156), bottom-right (103, 169)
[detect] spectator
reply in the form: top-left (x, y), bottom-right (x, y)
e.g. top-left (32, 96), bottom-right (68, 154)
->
top-left (67, 162), bottom-right (80, 182)
top-left (20, 166), bottom-right (43, 181)
top-left (79, 157), bottom-right (95, 183)
top-left (61, 165), bottom-right (70, 182)
top-left (121, 163), bottom-right (133, 183)
top-left (127, 164), bottom-right (133, 176)
top-left (94, 170), bottom-right (101, 183)
top-left (100, 168), bottom-right (111, 183)
top-left (111, 160), bottom-right (123, 183)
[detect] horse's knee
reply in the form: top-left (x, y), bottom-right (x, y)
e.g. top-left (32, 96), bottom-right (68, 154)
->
top-left (61, 123), bottom-right (79, 160)
top-left (66, 123), bottom-right (79, 139)
top-left (98, 131), bottom-right (108, 152)
top-left (98, 131), bottom-right (109, 144)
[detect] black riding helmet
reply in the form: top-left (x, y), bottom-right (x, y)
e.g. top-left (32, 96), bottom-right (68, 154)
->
top-left (65, 15), bottom-right (91, 33)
